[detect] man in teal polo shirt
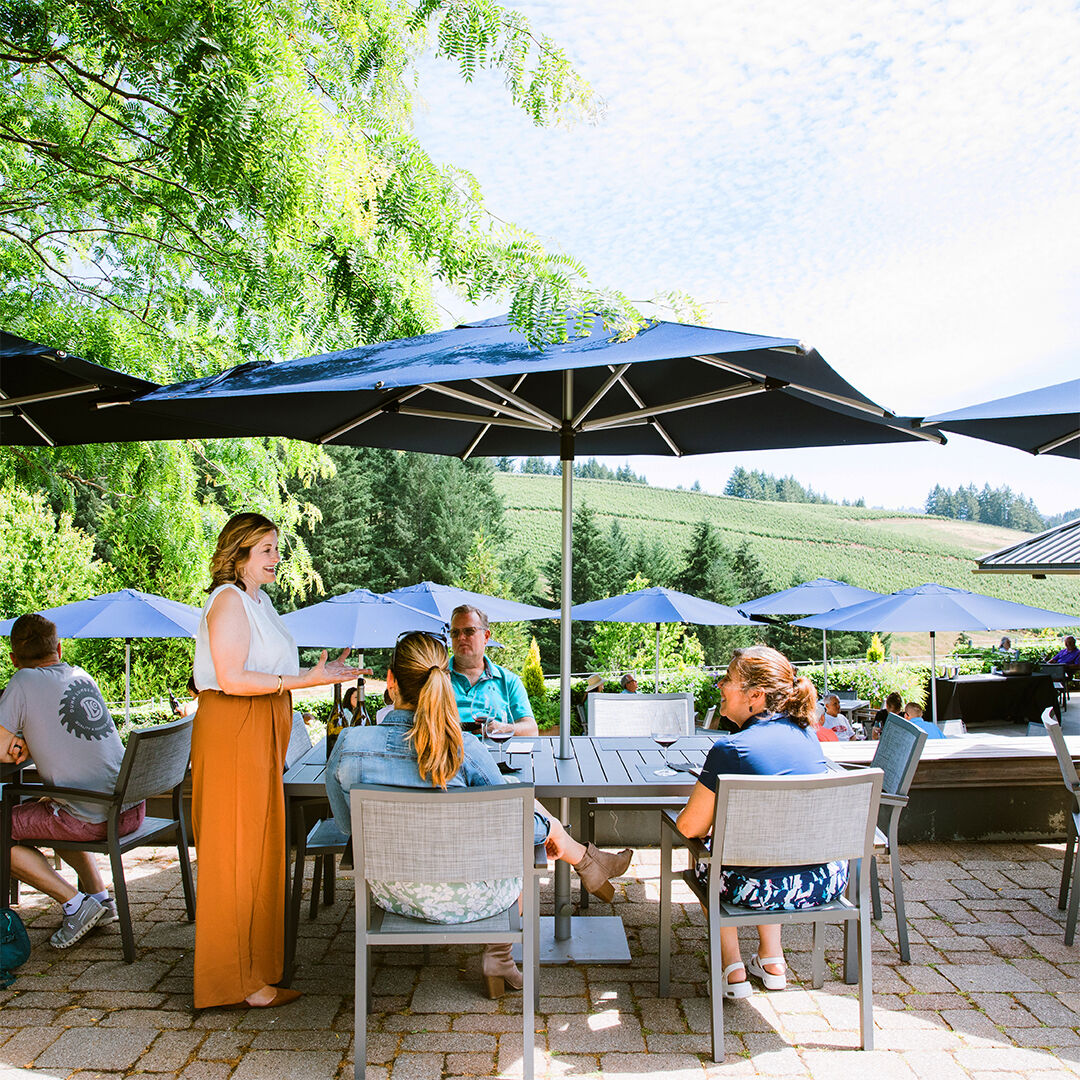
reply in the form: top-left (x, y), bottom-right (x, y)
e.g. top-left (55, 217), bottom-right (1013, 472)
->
top-left (448, 605), bottom-right (538, 736)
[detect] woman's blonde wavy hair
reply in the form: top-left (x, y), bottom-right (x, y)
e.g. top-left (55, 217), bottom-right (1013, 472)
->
top-left (207, 512), bottom-right (278, 592)
top-left (391, 632), bottom-right (463, 789)
top-left (725, 645), bottom-right (818, 729)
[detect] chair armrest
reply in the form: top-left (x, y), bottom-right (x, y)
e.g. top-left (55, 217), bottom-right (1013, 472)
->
top-left (660, 809), bottom-right (711, 861)
top-left (3, 782), bottom-right (117, 807)
top-left (879, 792), bottom-right (908, 808)
top-left (534, 843), bottom-right (547, 870)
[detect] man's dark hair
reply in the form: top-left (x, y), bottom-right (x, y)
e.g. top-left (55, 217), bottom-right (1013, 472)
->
top-left (10, 614), bottom-right (59, 665)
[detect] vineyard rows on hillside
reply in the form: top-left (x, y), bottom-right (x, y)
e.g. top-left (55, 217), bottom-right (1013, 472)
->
top-left (495, 474), bottom-right (1080, 611)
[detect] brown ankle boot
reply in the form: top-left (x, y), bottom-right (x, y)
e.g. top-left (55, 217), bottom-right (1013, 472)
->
top-left (574, 844), bottom-right (633, 903)
top-left (481, 943), bottom-right (523, 999)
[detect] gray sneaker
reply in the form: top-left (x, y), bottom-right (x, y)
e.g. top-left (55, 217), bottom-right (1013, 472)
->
top-left (50, 896), bottom-right (105, 949)
top-left (99, 896), bottom-right (118, 923)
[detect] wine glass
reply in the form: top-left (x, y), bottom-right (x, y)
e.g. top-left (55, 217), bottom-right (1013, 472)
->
top-left (474, 713), bottom-right (492, 743)
top-left (486, 717), bottom-right (514, 756)
top-left (652, 730), bottom-right (678, 777)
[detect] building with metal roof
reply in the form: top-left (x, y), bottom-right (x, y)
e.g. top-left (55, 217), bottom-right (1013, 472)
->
top-left (976, 517), bottom-right (1080, 576)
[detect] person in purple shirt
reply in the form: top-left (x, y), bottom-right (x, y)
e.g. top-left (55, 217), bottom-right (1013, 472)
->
top-left (1049, 636), bottom-right (1080, 668)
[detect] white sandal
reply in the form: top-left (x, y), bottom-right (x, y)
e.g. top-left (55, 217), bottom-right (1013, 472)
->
top-left (720, 961), bottom-right (752, 1000)
top-left (747, 953), bottom-right (786, 990)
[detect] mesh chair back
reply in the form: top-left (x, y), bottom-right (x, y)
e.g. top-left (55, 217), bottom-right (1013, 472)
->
top-left (114, 717), bottom-right (193, 803)
top-left (712, 770), bottom-right (883, 868)
top-left (1046, 716), bottom-right (1080, 790)
top-left (350, 783), bottom-right (532, 884)
top-left (285, 711), bottom-right (314, 769)
top-left (588, 693), bottom-right (695, 737)
top-left (871, 716), bottom-right (927, 797)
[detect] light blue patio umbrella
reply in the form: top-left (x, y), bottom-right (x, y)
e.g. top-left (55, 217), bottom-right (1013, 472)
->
top-left (383, 581), bottom-right (554, 625)
top-left (794, 583), bottom-right (1080, 724)
top-left (571, 586), bottom-right (755, 691)
top-left (0, 589), bottom-right (202, 723)
top-left (738, 578), bottom-right (887, 692)
top-left (281, 588), bottom-right (447, 648)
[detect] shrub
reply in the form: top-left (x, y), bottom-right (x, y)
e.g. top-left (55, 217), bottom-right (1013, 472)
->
top-left (866, 634), bottom-right (886, 663)
top-left (522, 637), bottom-right (546, 700)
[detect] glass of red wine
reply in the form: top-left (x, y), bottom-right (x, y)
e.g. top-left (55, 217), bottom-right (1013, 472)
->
top-left (652, 730), bottom-right (678, 776)
top-left (485, 717), bottom-right (514, 757)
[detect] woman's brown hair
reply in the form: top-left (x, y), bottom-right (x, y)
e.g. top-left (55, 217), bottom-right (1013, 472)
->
top-left (207, 512), bottom-right (278, 592)
top-left (391, 632), bottom-right (463, 789)
top-left (725, 645), bottom-right (818, 729)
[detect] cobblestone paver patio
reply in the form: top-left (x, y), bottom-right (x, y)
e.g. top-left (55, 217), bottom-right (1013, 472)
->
top-left (1, 842), bottom-right (1079, 1079)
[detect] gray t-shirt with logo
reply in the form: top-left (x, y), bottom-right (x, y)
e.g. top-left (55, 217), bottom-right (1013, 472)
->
top-left (0, 662), bottom-right (126, 823)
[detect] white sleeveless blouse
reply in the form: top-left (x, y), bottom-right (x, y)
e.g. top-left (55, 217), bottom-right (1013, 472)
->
top-left (194, 584), bottom-right (300, 692)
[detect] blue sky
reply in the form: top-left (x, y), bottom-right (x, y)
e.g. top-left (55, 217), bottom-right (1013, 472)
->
top-left (410, 0), bottom-right (1079, 514)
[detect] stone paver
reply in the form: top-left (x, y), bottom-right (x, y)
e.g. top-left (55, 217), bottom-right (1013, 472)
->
top-left (0, 843), bottom-right (1079, 1078)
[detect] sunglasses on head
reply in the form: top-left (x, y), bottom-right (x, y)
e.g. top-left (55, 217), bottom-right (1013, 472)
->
top-left (390, 629), bottom-right (449, 669)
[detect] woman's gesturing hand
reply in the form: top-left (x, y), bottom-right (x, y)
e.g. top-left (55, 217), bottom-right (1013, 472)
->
top-left (305, 648), bottom-right (372, 687)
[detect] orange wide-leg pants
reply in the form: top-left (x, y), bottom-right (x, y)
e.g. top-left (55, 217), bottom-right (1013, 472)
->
top-left (191, 690), bottom-right (291, 1008)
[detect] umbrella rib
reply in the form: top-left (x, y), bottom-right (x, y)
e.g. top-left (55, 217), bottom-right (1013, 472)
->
top-left (580, 381), bottom-right (765, 431)
top-left (611, 371), bottom-right (685, 455)
top-left (396, 405), bottom-right (550, 430)
top-left (317, 387), bottom-right (424, 444)
top-left (571, 364), bottom-right (632, 428)
top-left (1036, 429), bottom-right (1079, 455)
top-left (0, 383), bottom-right (102, 408)
top-left (461, 374), bottom-right (530, 460)
top-left (0, 387), bottom-right (57, 446)
top-left (423, 382), bottom-right (557, 429)
top-left (471, 378), bottom-right (560, 428)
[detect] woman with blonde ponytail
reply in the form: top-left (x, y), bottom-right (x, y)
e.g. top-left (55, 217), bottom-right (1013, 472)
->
top-left (326, 631), bottom-right (632, 999)
top-left (675, 646), bottom-right (846, 1000)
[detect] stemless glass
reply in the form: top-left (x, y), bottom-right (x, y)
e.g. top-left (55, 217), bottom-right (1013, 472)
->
top-left (652, 730), bottom-right (678, 777)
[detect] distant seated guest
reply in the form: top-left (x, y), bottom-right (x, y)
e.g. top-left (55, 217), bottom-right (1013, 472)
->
top-left (813, 722), bottom-right (839, 743)
top-left (620, 673), bottom-right (638, 693)
top-left (170, 675), bottom-right (199, 718)
top-left (1049, 636), bottom-right (1080, 668)
top-left (819, 695), bottom-right (854, 741)
top-left (375, 688), bottom-right (393, 724)
top-left (998, 636), bottom-right (1012, 652)
top-left (585, 674), bottom-right (605, 694)
top-left (899, 701), bottom-right (946, 740)
top-left (871, 692), bottom-right (904, 739)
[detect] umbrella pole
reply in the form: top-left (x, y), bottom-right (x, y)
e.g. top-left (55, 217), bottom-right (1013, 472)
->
top-left (822, 629), bottom-right (829, 694)
top-left (655, 623), bottom-right (661, 692)
top-left (930, 631), bottom-right (938, 727)
top-left (556, 375), bottom-right (574, 946)
top-left (124, 638), bottom-right (131, 726)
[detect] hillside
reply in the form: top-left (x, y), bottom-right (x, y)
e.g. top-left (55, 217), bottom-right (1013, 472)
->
top-left (494, 473), bottom-right (1080, 614)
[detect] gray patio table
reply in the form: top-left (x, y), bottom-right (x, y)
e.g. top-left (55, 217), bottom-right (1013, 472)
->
top-left (281, 734), bottom-right (716, 977)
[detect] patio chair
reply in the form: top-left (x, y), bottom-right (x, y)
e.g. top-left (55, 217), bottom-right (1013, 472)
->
top-left (700, 705), bottom-right (718, 730)
top-left (350, 782), bottom-right (536, 1080)
top-left (658, 768), bottom-right (883, 1059)
top-left (865, 715), bottom-right (927, 963)
top-left (1044, 716), bottom-right (1080, 945)
top-left (580, 693), bottom-right (695, 909)
top-left (0, 716), bottom-right (195, 963)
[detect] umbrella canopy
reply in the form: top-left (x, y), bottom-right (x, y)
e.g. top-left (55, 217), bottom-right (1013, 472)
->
top-left (976, 517), bottom-right (1080, 576)
top-left (383, 581), bottom-right (554, 624)
top-left (0, 589), bottom-right (202, 723)
top-left (281, 588), bottom-right (447, 648)
top-left (922, 379), bottom-right (1080, 459)
top-left (794, 583), bottom-right (1080, 724)
top-left (738, 577), bottom-right (888, 692)
top-left (738, 577), bottom-right (886, 616)
top-left (0, 331), bottom-right (259, 445)
top-left (571, 586), bottom-right (755, 690)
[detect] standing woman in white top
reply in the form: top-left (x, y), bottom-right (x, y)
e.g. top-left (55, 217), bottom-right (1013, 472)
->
top-left (191, 512), bottom-right (361, 1010)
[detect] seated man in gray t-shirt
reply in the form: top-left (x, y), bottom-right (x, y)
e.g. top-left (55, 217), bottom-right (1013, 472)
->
top-left (0, 614), bottom-right (145, 950)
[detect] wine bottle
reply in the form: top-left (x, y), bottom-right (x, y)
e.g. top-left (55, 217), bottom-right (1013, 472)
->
top-left (326, 683), bottom-right (345, 757)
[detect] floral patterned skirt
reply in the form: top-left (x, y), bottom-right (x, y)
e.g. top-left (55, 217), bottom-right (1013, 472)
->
top-left (370, 877), bottom-right (521, 924)
top-left (694, 860), bottom-right (849, 910)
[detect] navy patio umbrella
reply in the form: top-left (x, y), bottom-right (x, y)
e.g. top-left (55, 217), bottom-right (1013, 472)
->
top-left (0, 589), bottom-right (202, 723)
top-left (0, 331), bottom-right (261, 445)
top-left (922, 379), bottom-right (1080, 459)
top-left (138, 313), bottom-right (938, 757)
top-left (794, 583), bottom-right (1080, 724)
top-left (738, 577), bottom-right (887, 691)
top-left (570, 586), bottom-right (755, 690)
top-left (383, 581), bottom-right (554, 625)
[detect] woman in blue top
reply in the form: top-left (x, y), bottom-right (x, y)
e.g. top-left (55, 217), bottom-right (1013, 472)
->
top-left (327, 631), bottom-right (631, 999)
top-left (676, 646), bottom-right (847, 999)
